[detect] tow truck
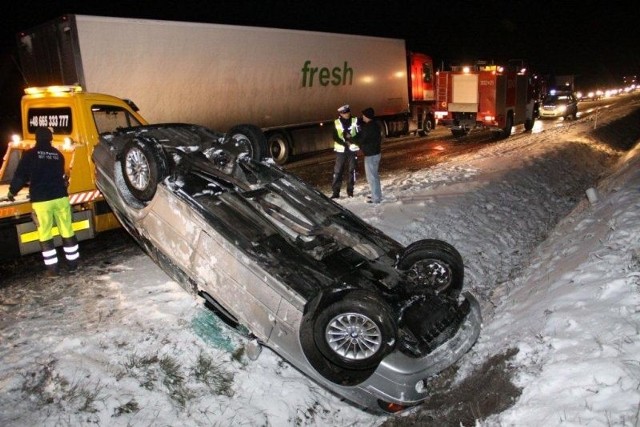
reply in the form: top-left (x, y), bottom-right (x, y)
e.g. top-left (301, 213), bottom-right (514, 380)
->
top-left (0, 85), bottom-right (147, 260)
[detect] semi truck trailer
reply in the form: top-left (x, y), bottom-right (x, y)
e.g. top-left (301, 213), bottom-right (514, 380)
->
top-left (17, 14), bottom-right (435, 165)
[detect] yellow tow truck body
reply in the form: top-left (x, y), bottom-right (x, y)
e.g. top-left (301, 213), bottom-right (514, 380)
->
top-left (0, 85), bottom-right (147, 260)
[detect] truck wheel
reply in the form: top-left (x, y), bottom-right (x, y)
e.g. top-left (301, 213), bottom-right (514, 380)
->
top-left (312, 290), bottom-right (396, 370)
top-left (502, 113), bottom-right (513, 138)
top-left (524, 116), bottom-right (535, 131)
top-left (421, 118), bottom-right (432, 134)
top-left (225, 124), bottom-right (268, 162)
top-left (121, 137), bottom-right (167, 202)
top-left (424, 112), bottom-right (436, 133)
top-left (266, 131), bottom-right (291, 165)
top-left (451, 128), bottom-right (468, 138)
top-left (397, 239), bottom-right (464, 298)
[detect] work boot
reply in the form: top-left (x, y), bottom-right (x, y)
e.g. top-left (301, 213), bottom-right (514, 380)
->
top-left (67, 260), bottom-right (79, 273)
top-left (45, 265), bottom-right (61, 278)
top-left (330, 193), bottom-right (339, 199)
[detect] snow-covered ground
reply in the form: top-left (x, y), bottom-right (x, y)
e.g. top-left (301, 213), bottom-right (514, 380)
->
top-left (1, 93), bottom-right (639, 426)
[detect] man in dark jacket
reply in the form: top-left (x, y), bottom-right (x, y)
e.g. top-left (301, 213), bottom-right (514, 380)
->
top-left (7, 127), bottom-right (79, 276)
top-left (358, 107), bottom-right (382, 203)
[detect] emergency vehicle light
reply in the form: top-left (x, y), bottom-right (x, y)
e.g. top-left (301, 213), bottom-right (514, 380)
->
top-left (24, 85), bottom-right (83, 95)
top-left (62, 137), bottom-right (74, 151)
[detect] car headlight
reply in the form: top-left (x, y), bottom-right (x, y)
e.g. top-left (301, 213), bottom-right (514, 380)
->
top-left (558, 105), bottom-right (567, 113)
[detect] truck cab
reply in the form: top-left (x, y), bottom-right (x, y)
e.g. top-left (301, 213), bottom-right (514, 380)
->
top-left (0, 85), bottom-right (147, 260)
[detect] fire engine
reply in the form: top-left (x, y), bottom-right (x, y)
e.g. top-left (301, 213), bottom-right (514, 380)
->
top-left (435, 61), bottom-right (537, 137)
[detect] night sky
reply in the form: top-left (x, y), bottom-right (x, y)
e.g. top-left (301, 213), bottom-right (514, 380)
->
top-left (1, 0), bottom-right (638, 125)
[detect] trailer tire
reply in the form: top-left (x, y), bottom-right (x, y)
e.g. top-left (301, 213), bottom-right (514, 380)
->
top-left (121, 137), bottom-right (167, 202)
top-left (379, 120), bottom-right (389, 138)
top-left (266, 131), bottom-right (291, 165)
top-left (225, 124), bottom-right (269, 162)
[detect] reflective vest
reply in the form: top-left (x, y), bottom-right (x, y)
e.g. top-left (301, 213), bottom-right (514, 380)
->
top-left (334, 117), bottom-right (359, 152)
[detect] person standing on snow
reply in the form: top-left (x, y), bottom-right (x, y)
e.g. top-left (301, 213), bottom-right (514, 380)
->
top-left (7, 127), bottom-right (80, 277)
top-left (357, 107), bottom-right (382, 204)
top-left (330, 104), bottom-right (360, 199)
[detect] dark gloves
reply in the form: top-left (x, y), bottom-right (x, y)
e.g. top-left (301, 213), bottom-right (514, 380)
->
top-left (7, 191), bottom-right (15, 202)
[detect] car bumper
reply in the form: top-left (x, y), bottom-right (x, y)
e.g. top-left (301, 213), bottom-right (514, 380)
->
top-left (346, 292), bottom-right (482, 410)
top-left (539, 109), bottom-right (566, 118)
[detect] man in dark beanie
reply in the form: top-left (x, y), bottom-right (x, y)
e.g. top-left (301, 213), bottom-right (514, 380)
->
top-left (357, 107), bottom-right (382, 203)
top-left (7, 127), bottom-right (79, 276)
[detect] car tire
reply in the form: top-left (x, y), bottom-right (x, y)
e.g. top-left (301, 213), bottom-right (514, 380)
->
top-left (225, 124), bottom-right (269, 162)
top-left (397, 239), bottom-right (464, 298)
top-left (121, 137), bottom-right (167, 202)
top-left (312, 290), bottom-right (396, 370)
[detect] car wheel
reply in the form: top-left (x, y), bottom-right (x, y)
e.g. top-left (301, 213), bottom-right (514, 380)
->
top-left (397, 239), bottom-right (464, 298)
top-left (121, 137), bottom-right (167, 202)
top-left (225, 124), bottom-right (268, 162)
top-left (313, 290), bottom-right (396, 370)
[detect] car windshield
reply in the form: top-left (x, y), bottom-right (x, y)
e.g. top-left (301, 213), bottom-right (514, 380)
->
top-left (544, 95), bottom-right (571, 104)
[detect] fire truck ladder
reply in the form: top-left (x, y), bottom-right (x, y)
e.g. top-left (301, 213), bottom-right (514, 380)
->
top-left (436, 72), bottom-right (449, 109)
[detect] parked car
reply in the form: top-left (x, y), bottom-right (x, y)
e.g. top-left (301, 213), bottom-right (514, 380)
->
top-left (539, 91), bottom-right (579, 119)
top-left (91, 123), bottom-right (482, 414)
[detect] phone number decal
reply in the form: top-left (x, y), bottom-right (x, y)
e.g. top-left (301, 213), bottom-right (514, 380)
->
top-left (27, 107), bottom-right (73, 134)
top-left (29, 114), bottom-right (70, 128)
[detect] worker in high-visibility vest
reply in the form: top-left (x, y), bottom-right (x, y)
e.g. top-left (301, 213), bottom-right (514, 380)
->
top-left (330, 104), bottom-right (360, 199)
top-left (7, 127), bottom-right (80, 277)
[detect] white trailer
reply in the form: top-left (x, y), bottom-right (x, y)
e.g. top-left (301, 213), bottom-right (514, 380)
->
top-left (17, 14), bottom-right (415, 164)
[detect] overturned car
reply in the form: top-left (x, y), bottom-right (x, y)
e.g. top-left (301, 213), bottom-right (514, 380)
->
top-left (91, 123), bottom-right (482, 413)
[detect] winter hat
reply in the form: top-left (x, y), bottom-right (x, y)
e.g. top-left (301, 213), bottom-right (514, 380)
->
top-left (35, 127), bottom-right (53, 143)
top-left (362, 107), bottom-right (375, 120)
top-left (337, 104), bottom-right (350, 113)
